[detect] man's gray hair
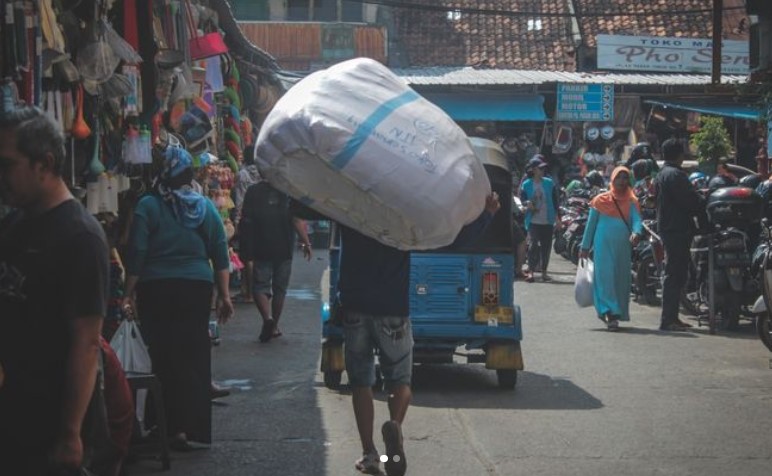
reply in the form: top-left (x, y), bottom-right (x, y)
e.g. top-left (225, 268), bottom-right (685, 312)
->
top-left (0, 106), bottom-right (66, 176)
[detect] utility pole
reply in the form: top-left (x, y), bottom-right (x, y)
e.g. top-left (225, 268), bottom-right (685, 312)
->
top-left (712, 0), bottom-right (723, 84)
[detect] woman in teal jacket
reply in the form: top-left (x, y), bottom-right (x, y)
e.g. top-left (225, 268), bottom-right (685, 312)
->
top-left (123, 147), bottom-right (233, 448)
top-left (520, 155), bottom-right (560, 281)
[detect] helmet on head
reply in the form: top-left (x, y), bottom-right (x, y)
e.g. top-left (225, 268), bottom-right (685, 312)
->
top-left (584, 170), bottom-right (605, 189)
top-left (630, 142), bottom-right (653, 162)
top-left (565, 179), bottom-right (583, 195)
top-left (689, 172), bottom-right (709, 190)
top-left (739, 173), bottom-right (762, 190)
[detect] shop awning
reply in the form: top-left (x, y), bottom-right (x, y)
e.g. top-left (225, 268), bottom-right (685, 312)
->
top-left (420, 93), bottom-right (546, 121)
top-left (644, 100), bottom-right (763, 121)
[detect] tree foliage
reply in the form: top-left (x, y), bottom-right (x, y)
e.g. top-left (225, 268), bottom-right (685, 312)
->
top-left (690, 116), bottom-right (733, 163)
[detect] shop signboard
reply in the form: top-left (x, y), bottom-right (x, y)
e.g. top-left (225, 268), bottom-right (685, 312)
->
top-left (555, 83), bottom-right (614, 122)
top-left (597, 34), bottom-right (749, 74)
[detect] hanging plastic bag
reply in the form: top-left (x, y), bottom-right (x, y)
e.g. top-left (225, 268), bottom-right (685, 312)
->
top-left (574, 259), bottom-right (594, 308)
top-left (110, 319), bottom-right (152, 436)
top-left (110, 319), bottom-right (151, 373)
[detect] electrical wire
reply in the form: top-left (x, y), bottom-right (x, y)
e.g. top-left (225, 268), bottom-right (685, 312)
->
top-left (343, 0), bottom-right (746, 18)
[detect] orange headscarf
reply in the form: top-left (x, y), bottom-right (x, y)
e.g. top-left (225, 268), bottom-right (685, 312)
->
top-left (590, 166), bottom-right (640, 222)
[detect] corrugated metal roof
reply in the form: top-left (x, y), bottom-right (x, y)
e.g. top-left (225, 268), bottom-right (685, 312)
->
top-left (393, 67), bottom-right (748, 86)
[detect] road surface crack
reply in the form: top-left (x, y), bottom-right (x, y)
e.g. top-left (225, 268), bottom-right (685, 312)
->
top-left (448, 409), bottom-right (501, 475)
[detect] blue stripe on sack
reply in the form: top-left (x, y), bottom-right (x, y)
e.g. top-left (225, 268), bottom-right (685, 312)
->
top-left (330, 90), bottom-right (421, 170)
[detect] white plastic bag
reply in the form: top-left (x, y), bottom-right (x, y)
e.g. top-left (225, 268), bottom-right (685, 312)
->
top-left (110, 319), bottom-right (152, 435)
top-left (110, 319), bottom-right (151, 373)
top-left (255, 58), bottom-right (491, 250)
top-left (574, 259), bottom-right (594, 308)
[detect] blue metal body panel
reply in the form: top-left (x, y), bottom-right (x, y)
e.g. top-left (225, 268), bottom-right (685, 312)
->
top-left (323, 251), bottom-right (521, 345)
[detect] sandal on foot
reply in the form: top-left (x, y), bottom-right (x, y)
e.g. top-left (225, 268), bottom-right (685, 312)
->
top-left (355, 451), bottom-right (380, 474)
top-left (259, 318), bottom-right (275, 343)
top-left (382, 420), bottom-right (406, 476)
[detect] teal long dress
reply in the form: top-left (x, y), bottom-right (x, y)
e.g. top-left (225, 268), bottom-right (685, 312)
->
top-left (580, 204), bottom-right (642, 321)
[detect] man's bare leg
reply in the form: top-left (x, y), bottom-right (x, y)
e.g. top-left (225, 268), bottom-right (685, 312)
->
top-left (386, 384), bottom-right (411, 423)
top-left (271, 293), bottom-right (286, 335)
top-left (254, 293), bottom-right (271, 322)
top-left (352, 386), bottom-right (377, 453)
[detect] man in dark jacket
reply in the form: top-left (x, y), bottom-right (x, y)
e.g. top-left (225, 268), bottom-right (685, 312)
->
top-left (654, 139), bottom-right (704, 331)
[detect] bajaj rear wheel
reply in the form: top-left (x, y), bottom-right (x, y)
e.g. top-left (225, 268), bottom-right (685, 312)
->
top-left (323, 371), bottom-right (342, 390)
top-left (496, 370), bottom-right (517, 390)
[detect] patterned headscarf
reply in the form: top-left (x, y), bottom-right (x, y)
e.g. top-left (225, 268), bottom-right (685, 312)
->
top-left (155, 146), bottom-right (207, 229)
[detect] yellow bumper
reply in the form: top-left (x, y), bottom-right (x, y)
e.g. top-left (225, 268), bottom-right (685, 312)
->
top-left (486, 342), bottom-right (524, 370)
top-left (320, 340), bottom-right (345, 372)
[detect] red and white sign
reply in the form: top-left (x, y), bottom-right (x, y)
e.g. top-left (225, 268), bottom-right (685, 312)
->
top-left (597, 34), bottom-right (750, 74)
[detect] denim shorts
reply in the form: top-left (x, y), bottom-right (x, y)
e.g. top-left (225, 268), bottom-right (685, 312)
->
top-left (252, 259), bottom-right (292, 297)
top-left (343, 311), bottom-right (413, 388)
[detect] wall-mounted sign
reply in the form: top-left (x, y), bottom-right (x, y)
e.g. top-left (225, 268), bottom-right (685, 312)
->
top-left (556, 83), bottom-right (614, 122)
top-left (597, 34), bottom-right (749, 74)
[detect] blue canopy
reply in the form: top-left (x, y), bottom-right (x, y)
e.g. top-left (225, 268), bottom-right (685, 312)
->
top-left (421, 93), bottom-right (547, 121)
top-left (645, 100), bottom-right (763, 121)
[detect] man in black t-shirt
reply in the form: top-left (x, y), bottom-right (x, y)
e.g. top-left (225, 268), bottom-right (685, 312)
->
top-left (0, 107), bottom-right (109, 475)
top-left (339, 194), bottom-right (500, 476)
top-left (240, 182), bottom-right (312, 342)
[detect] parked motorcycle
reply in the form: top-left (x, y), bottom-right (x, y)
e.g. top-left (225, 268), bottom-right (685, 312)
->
top-left (749, 220), bottom-right (772, 352)
top-left (632, 220), bottom-right (664, 306)
top-left (680, 187), bottom-right (763, 331)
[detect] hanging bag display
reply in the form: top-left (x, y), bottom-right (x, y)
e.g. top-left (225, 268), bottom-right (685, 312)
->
top-left (185, 1), bottom-right (228, 60)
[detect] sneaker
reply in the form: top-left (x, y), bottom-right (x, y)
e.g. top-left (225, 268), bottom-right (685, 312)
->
top-left (354, 451), bottom-right (380, 475)
top-left (606, 318), bottom-right (619, 331)
top-left (382, 421), bottom-right (406, 476)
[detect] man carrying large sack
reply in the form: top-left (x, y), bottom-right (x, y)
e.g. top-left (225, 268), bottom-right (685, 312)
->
top-left (340, 195), bottom-right (501, 476)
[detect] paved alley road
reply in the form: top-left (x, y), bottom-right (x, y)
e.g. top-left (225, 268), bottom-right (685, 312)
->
top-left (132, 251), bottom-right (772, 476)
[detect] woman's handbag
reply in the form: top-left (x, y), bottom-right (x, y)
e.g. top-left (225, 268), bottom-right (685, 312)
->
top-left (574, 258), bottom-right (594, 308)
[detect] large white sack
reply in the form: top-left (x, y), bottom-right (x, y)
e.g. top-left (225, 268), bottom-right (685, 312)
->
top-left (255, 58), bottom-right (491, 250)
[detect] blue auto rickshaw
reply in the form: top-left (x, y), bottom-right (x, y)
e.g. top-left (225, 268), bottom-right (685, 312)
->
top-left (321, 137), bottom-right (523, 389)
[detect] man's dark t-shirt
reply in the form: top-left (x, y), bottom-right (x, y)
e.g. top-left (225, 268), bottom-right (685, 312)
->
top-left (339, 227), bottom-right (410, 317)
top-left (240, 182), bottom-right (296, 262)
top-left (0, 200), bottom-right (109, 448)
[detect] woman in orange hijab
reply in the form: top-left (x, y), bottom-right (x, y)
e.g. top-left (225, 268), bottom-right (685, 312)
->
top-left (579, 166), bottom-right (643, 330)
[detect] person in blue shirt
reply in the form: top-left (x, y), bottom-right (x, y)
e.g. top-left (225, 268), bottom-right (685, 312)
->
top-left (520, 155), bottom-right (561, 282)
top-left (123, 146), bottom-right (232, 449)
